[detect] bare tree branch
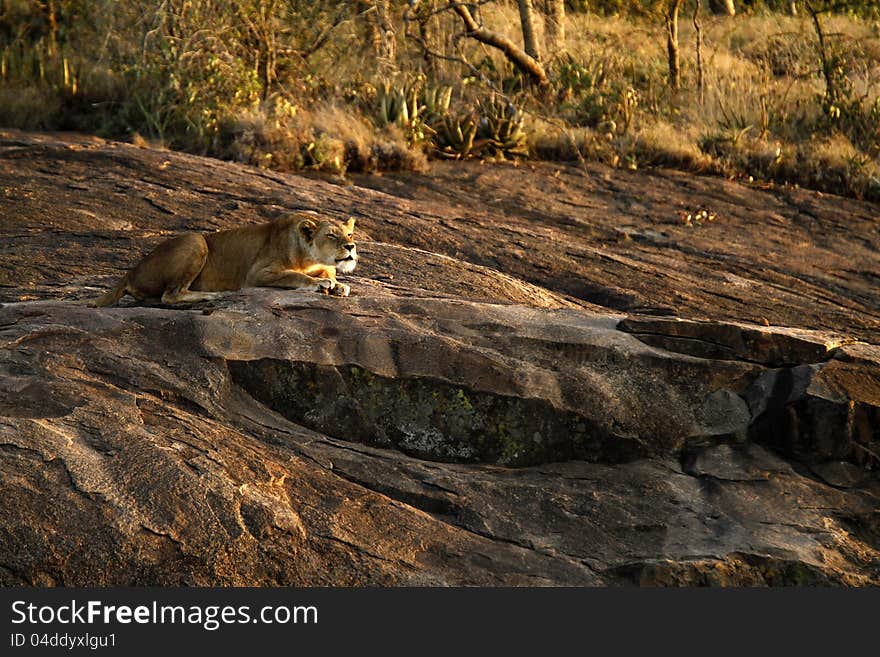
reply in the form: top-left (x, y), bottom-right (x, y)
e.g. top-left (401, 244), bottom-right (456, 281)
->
top-left (298, 1), bottom-right (358, 59)
top-left (446, 0), bottom-right (548, 86)
top-left (404, 19), bottom-right (482, 79)
top-left (408, 0), bottom-right (494, 22)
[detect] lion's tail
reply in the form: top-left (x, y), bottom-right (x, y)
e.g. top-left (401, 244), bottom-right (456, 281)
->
top-left (88, 276), bottom-right (128, 308)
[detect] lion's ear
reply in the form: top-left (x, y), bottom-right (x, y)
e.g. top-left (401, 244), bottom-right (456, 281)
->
top-left (298, 218), bottom-right (318, 242)
top-left (344, 218), bottom-right (356, 232)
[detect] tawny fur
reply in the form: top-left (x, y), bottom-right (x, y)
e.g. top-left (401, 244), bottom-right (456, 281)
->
top-left (90, 214), bottom-right (357, 307)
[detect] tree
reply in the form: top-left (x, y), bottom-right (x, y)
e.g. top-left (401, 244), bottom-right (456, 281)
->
top-left (665, 0), bottom-right (684, 89)
top-left (516, 0), bottom-right (541, 62)
top-left (708, 0), bottom-right (736, 15)
top-left (666, 0), bottom-right (726, 90)
top-left (444, 0), bottom-right (549, 87)
top-left (543, 0), bottom-right (566, 57)
top-left (694, 0), bottom-right (704, 101)
top-left (373, 0), bottom-right (396, 63)
top-left (805, 1), bottom-right (837, 102)
top-left (354, 0), bottom-right (396, 63)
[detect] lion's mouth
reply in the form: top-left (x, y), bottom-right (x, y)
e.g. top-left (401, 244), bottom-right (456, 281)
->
top-left (336, 256), bottom-right (356, 263)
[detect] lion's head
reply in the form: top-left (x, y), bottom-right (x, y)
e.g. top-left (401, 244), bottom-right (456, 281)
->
top-left (297, 217), bottom-right (358, 273)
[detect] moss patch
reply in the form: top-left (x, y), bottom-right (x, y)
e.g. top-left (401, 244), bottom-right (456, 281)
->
top-left (229, 359), bottom-right (642, 466)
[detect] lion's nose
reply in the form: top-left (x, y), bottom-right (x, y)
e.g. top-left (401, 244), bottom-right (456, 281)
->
top-left (344, 243), bottom-right (356, 252)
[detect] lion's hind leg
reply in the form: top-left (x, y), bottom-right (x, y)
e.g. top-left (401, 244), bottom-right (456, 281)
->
top-left (160, 288), bottom-right (220, 304)
top-left (137, 233), bottom-right (216, 305)
top-left (88, 276), bottom-right (129, 307)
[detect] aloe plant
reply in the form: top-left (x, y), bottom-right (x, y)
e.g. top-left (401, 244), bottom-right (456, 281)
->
top-left (431, 112), bottom-right (478, 159)
top-left (374, 78), bottom-right (429, 145)
top-left (474, 94), bottom-right (527, 158)
top-left (420, 83), bottom-right (453, 124)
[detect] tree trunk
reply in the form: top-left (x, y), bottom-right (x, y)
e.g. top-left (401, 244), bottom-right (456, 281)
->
top-left (789, 1), bottom-right (798, 16)
top-left (374, 0), bottom-right (396, 63)
top-left (807, 3), bottom-right (836, 102)
top-left (694, 0), bottom-right (704, 103)
top-left (544, 0), bottom-right (566, 57)
top-left (448, 1), bottom-right (548, 87)
top-left (708, 0), bottom-right (735, 16)
top-left (665, 0), bottom-right (684, 89)
top-left (516, 0), bottom-right (541, 62)
top-left (46, 0), bottom-right (58, 57)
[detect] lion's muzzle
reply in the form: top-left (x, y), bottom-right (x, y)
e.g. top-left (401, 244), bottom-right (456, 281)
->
top-left (335, 244), bottom-right (357, 273)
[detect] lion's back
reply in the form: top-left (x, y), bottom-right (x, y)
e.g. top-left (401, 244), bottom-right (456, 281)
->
top-left (191, 222), bottom-right (277, 291)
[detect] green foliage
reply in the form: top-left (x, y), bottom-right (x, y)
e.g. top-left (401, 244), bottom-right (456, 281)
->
top-left (554, 54), bottom-right (609, 102)
top-left (808, 9), bottom-right (880, 160)
top-left (420, 83), bottom-right (454, 126)
top-left (430, 112), bottom-right (479, 160)
top-left (374, 77), bottom-right (426, 144)
top-left (369, 75), bottom-right (525, 160)
top-left (0, 1), bottom-right (271, 150)
top-left (552, 55), bottom-right (640, 135)
top-left (821, 76), bottom-right (880, 159)
top-left (474, 94), bottom-right (528, 157)
top-left (124, 50), bottom-right (262, 152)
top-left (741, 1), bottom-right (880, 18)
top-left (371, 75), bottom-right (456, 148)
top-left (427, 93), bottom-right (527, 160)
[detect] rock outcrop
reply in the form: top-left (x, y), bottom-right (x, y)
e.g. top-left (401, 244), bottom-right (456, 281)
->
top-left (1, 129), bottom-right (878, 585)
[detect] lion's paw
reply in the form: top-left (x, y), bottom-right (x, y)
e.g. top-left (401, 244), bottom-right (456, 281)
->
top-left (314, 277), bottom-right (335, 294)
top-left (329, 282), bottom-right (350, 297)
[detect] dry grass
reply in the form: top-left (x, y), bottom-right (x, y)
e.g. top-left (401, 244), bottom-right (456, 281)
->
top-left (527, 9), bottom-right (880, 199)
top-left (218, 100), bottom-right (426, 175)
top-left (626, 120), bottom-right (713, 170)
top-left (0, 86), bottom-right (60, 130)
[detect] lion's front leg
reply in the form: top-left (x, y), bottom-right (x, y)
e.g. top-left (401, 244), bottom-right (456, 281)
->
top-left (311, 266), bottom-right (350, 297)
top-left (251, 269), bottom-right (335, 294)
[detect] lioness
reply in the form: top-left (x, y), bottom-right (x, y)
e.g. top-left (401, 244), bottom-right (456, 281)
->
top-left (90, 214), bottom-right (357, 307)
